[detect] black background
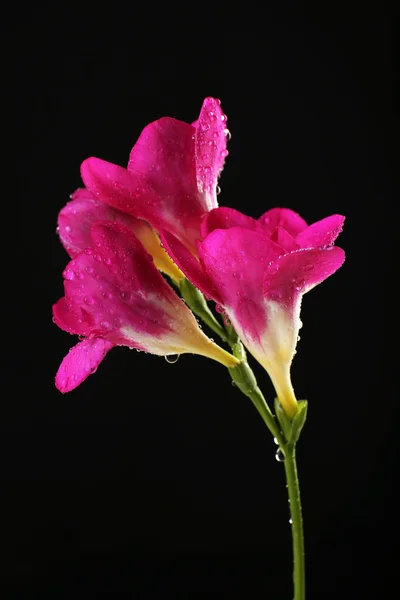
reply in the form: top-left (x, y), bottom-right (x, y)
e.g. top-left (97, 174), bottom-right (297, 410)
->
top-left (5, 6), bottom-right (396, 599)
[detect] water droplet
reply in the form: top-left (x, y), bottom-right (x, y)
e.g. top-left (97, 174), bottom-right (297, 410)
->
top-left (212, 131), bottom-right (219, 139)
top-left (84, 296), bottom-right (95, 305)
top-left (289, 518), bottom-right (293, 524)
top-left (231, 380), bottom-right (236, 387)
top-left (275, 448), bottom-right (285, 462)
top-left (221, 149), bottom-right (229, 158)
top-left (220, 114), bottom-right (227, 123)
top-left (65, 225), bottom-right (71, 233)
top-left (165, 354), bottom-right (180, 364)
top-left (84, 248), bottom-right (93, 255)
top-left (216, 185), bottom-right (221, 195)
top-left (208, 111), bottom-right (217, 121)
top-left (224, 129), bottom-right (231, 140)
top-left (63, 268), bottom-right (74, 280)
top-left (273, 437), bottom-right (279, 445)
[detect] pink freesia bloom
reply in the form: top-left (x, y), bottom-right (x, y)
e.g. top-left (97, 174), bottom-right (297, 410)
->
top-left (57, 188), bottom-right (183, 283)
top-left (162, 207), bottom-right (345, 417)
top-left (80, 97), bottom-right (229, 255)
top-left (53, 221), bottom-right (238, 393)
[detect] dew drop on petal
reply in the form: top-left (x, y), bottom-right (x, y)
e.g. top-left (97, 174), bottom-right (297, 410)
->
top-left (63, 268), bottom-right (74, 280)
top-left (165, 354), bottom-right (180, 364)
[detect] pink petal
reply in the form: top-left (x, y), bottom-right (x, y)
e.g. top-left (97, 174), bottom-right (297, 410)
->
top-left (57, 189), bottom-right (139, 258)
top-left (55, 337), bottom-right (114, 393)
top-left (82, 148), bottom-right (203, 255)
top-left (160, 231), bottom-right (221, 302)
top-left (81, 157), bottom-right (140, 215)
top-left (61, 221), bottom-right (237, 365)
top-left (63, 223), bottom-right (176, 343)
top-left (200, 207), bottom-right (261, 238)
top-left (198, 228), bottom-right (283, 344)
top-left (270, 226), bottom-right (299, 252)
top-left (264, 246), bottom-right (346, 305)
top-left (195, 97), bottom-right (228, 208)
top-left (258, 208), bottom-right (308, 237)
top-left (295, 214), bottom-right (345, 249)
top-left (52, 297), bottom-right (92, 336)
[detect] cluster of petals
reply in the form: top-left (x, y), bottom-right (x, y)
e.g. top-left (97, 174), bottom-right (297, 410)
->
top-left (54, 98), bottom-right (236, 392)
top-left (161, 206), bottom-right (345, 416)
top-left (54, 96), bottom-right (345, 413)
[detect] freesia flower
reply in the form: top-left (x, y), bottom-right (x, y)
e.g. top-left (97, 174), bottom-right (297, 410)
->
top-left (53, 221), bottom-right (238, 393)
top-left (161, 207), bottom-right (345, 417)
top-left (57, 188), bottom-right (183, 283)
top-left (79, 97), bottom-right (229, 255)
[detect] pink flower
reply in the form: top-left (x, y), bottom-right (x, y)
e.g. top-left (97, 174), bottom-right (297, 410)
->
top-left (79, 97), bottom-right (229, 255)
top-left (161, 207), bottom-right (346, 417)
top-left (57, 188), bottom-right (183, 283)
top-left (53, 221), bottom-right (238, 393)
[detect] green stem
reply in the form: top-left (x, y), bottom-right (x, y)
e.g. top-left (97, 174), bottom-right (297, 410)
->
top-left (179, 279), bottom-right (229, 342)
top-left (284, 444), bottom-right (305, 600)
top-left (228, 341), bottom-right (286, 448)
top-left (247, 386), bottom-right (286, 448)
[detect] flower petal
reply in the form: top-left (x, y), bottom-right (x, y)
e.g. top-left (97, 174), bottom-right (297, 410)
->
top-left (57, 189), bottom-right (136, 258)
top-left (270, 226), bottom-right (299, 252)
top-left (198, 228), bottom-right (283, 344)
top-left (55, 337), bottom-right (114, 393)
top-left (201, 207), bottom-right (261, 238)
top-left (264, 246), bottom-right (346, 305)
top-left (160, 231), bottom-right (221, 302)
top-left (59, 188), bottom-right (182, 282)
top-left (127, 117), bottom-right (207, 250)
top-left (258, 208), bottom-right (308, 237)
top-left (52, 297), bottom-right (92, 336)
top-left (195, 97), bottom-right (228, 209)
top-left (61, 222), bottom-right (237, 366)
top-left (295, 214), bottom-right (345, 249)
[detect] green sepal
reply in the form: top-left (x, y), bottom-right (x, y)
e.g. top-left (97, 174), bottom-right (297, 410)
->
top-left (228, 347), bottom-right (258, 396)
top-left (274, 398), bottom-right (308, 444)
